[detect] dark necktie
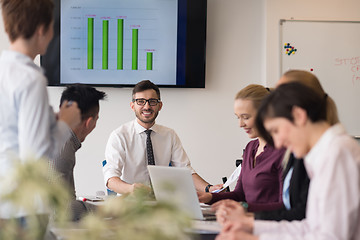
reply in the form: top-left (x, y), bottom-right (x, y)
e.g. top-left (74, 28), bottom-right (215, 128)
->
top-left (145, 130), bottom-right (155, 165)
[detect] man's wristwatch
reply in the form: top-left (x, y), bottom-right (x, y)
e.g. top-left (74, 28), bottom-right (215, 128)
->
top-left (205, 184), bottom-right (213, 192)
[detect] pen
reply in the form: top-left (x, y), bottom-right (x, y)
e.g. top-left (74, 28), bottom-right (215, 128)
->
top-left (79, 197), bottom-right (87, 202)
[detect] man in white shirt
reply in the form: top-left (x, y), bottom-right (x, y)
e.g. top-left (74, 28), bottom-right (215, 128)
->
top-left (103, 80), bottom-right (220, 194)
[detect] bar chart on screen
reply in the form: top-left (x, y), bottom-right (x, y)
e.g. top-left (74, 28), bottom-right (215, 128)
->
top-left (84, 14), bottom-right (155, 71)
top-left (60, 0), bottom-right (177, 85)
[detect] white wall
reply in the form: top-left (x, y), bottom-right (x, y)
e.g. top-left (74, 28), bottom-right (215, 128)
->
top-left (265, 0), bottom-right (360, 87)
top-left (2, 0), bottom-right (359, 196)
top-left (0, 1), bottom-right (266, 195)
top-left (65, 0), bottom-right (266, 195)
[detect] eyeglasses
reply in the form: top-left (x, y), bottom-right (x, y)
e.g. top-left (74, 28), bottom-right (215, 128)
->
top-left (133, 98), bottom-right (161, 106)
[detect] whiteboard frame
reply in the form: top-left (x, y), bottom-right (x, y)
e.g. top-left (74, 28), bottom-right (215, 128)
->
top-left (279, 19), bottom-right (360, 77)
top-left (279, 19), bottom-right (360, 135)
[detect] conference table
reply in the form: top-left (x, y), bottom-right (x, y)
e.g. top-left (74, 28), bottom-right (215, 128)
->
top-left (47, 220), bottom-right (219, 240)
top-left (46, 196), bottom-right (220, 240)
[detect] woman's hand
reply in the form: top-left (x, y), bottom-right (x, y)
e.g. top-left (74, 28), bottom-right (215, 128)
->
top-left (216, 221), bottom-right (259, 240)
top-left (197, 191), bottom-right (213, 203)
top-left (209, 184), bottom-right (224, 192)
top-left (212, 199), bottom-right (247, 225)
top-left (212, 199), bottom-right (254, 231)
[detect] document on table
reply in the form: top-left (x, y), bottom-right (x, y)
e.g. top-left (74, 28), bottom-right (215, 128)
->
top-left (191, 220), bottom-right (221, 233)
top-left (78, 196), bottom-right (105, 202)
top-left (212, 164), bottom-right (242, 193)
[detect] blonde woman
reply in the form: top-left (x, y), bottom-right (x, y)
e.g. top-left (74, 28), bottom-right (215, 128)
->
top-left (198, 84), bottom-right (285, 212)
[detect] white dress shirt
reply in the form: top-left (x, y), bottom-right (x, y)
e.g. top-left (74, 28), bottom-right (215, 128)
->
top-left (103, 119), bottom-right (195, 186)
top-left (253, 124), bottom-right (360, 240)
top-left (0, 50), bottom-right (71, 218)
top-left (282, 167), bottom-right (294, 210)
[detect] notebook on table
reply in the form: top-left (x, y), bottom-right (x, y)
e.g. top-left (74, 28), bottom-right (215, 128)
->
top-left (147, 165), bottom-right (217, 221)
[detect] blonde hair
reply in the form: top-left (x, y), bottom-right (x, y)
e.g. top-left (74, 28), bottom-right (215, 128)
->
top-left (235, 84), bottom-right (270, 110)
top-left (281, 70), bottom-right (339, 125)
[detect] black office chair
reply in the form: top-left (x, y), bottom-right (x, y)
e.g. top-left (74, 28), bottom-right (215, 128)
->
top-left (236, 159), bottom-right (243, 167)
top-left (221, 159), bottom-right (243, 192)
top-left (102, 160), bottom-right (117, 196)
top-left (221, 177), bottom-right (230, 192)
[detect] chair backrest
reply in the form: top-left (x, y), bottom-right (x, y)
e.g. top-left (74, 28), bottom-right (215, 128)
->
top-left (102, 160), bottom-right (117, 196)
top-left (235, 159), bottom-right (243, 167)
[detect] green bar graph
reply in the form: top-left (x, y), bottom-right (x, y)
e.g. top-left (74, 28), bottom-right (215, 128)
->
top-left (85, 19), bottom-right (155, 71)
top-left (146, 52), bottom-right (153, 70)
top-left (117, 19), bottom-right (124, 70)
top-left (87, 18), bottom-right (94, 69)
top-left (102, 20), bottom-right (109, 70)
top-left (132, 29), bottom-right (138, 70)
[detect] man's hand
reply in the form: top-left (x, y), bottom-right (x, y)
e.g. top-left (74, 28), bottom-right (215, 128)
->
top-left (131, 183), bottom-right (151, 193)
top-left (58, 100), bottom-right (81, 130)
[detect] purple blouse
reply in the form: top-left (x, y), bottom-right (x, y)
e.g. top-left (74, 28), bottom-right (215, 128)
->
top-left (209, 139), bottom-right (285, 212)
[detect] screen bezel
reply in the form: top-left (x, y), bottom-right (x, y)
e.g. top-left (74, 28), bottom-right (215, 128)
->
top-left (42, 0), bottom-right (207, 88)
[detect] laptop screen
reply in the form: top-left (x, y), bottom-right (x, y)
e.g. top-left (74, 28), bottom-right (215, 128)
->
top-left (147, 166), bottom-right (204, 220)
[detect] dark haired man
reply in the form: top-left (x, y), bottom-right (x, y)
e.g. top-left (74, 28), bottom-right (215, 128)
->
top-left (53, 84), bottom-right (106, 221)
top-left (103, 80), bottom-right (221, 195)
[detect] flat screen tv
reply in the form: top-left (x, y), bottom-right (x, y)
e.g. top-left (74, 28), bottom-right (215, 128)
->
top-left (42, 0), bottom-right (207, 88)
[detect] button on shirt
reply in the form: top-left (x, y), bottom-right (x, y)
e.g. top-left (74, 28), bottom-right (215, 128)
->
top-left (103, 119), bottom-right (195, 186)
top-left (0, 50), bottom-right (71, 218)
top-left (254, 124), bottom-right (360, 240)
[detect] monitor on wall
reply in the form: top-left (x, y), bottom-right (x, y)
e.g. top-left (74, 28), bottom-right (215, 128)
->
top-left (42, 0), bottom-right (207, 88)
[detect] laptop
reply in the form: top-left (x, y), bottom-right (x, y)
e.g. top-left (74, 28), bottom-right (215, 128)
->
top-left (147, 165), bottom-right (216, 221)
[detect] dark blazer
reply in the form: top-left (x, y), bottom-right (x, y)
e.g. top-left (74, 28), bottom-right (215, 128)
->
top-left (254, 154), bottom-right (310, 221)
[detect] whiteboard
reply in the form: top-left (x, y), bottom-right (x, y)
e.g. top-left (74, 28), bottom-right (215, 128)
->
top-left (280, 20), bottom-right (360, 136)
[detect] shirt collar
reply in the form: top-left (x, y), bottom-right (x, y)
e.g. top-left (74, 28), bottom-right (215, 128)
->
top-left (133, 119), bottom-right (158, 134)
top-left (252, 138), bottom-right (268, 151)
top-left (70, 130), bottom-right (82, 151)
top-left (304, 123), bottom-right (346, 178)
top-left (2, 50), bottom-right (44, 73)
